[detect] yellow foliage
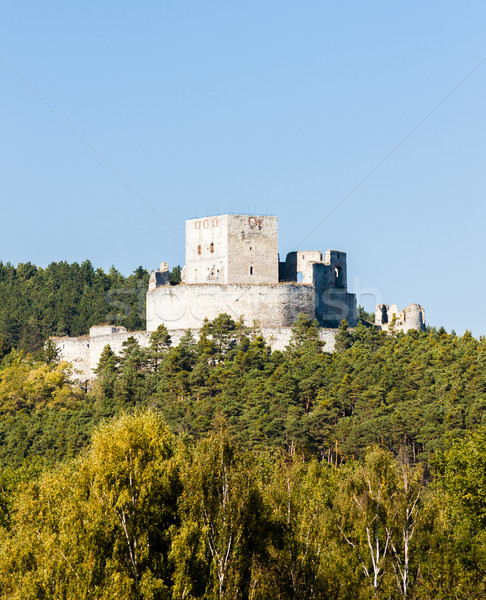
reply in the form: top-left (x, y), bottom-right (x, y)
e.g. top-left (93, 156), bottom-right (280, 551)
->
top-left (0, 356), bottom-right (84, 413)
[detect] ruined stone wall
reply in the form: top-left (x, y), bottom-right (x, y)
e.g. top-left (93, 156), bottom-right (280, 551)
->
top-left (323, 250), bottom-right (348, 288)
top-left (260, 327), bottom-right (337, 353)
top-left (279, 250), bottom-right (323, 283)
top-left (310, 262), bottom-right (357, 327)
top-left (53, 335), bottom-right (92, 381)
top-left (146, 282), bottom-right (316, 331)
top-left (315, 288), bottom-right (357, 327)
top-left (54, 326), bottom-right (338, 382)
top-left (148, 262), bottom-right (170, 290)
top-left (296, 251), bottom-right (322, 284)
top-left (375, 303), bottom-right (426, 333)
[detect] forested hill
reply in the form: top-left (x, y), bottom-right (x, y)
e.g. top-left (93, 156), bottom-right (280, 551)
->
top-left (0, 315), bottom-right (484, 469)
top-left (0, 261), bottom-right (181, 352)
top-left (5, 262), bottom-right (486, 597)
top-left (1, 318), bottom-right (486, 598)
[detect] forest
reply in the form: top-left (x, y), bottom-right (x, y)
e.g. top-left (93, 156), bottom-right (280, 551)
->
top-left (0, 260), bottom-right (180, 352)
top-left (1, 262), bottom-right (486, 598)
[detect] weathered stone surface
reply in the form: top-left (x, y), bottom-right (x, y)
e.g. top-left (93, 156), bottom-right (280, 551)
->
top-left (184, 215), bottom-right (279, 285)
top-left (146, 283), bottom-right (316, 330)
top-left (148, 214), bottom-right (357, 330)
top-left (54, 326), bottom-right (338, 382)
top-left (375, 303), bottom-right (426, 333)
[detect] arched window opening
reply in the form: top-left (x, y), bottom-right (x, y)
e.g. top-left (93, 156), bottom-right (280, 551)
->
top-left (334, 266), bottom-right (343, 287)
top-left (197, 244), bottom-right (202, 255)
top-left (210, 242), bottom-right (214, 253)
top-left (250, 266), bottom-right (254, 275)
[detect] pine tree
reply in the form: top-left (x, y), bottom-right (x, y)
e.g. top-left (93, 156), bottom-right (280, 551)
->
top-left (94, 345), bottom-right (118, 398)
top-left (334, 319), bottom-right (353, 353)
top-left (148, 324), bottom-right (172, 372)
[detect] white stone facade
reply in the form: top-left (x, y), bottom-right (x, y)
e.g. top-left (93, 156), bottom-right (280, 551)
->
top-left (375, 303), bottom-right (426, 333)
top-left (146, 282), bottom-right (316, 331)
top-left (54, 325), bottom-right (338, 382)
top-left (149, 213), bottom-right (357, 331)
top-left (185, 215), bottom-right (279, 285)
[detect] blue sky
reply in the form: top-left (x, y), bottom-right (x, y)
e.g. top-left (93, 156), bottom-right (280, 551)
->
top-left (1, 2), bottom-right (485, 334)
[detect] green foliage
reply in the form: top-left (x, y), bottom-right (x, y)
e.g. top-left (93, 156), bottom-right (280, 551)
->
top-left (0, 412), bottom-right (181, 599)
top-left (0, 260), bottom-right (150, 352)
top-left (0, 350), bottom-right (84, 414)
top-left (172, 428), bottom-right (271, 599)
top-left (169, 265), bottom-right (182, 285)
top-left (3, 306), bottom-right (486, 596)
top-left (2, 314), bottom-right (486, 477)
top-left (1, 412), bottom-right (485, 598)
top-left (334, 318), bottom-right (353, 353)
top-left (435, 428), bottom-right (486, 526)
top-left (357, 305), bottom-right (375, 323)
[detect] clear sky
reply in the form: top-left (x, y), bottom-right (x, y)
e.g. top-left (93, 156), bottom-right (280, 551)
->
top-left (1, 2), bottom-right (485, 335)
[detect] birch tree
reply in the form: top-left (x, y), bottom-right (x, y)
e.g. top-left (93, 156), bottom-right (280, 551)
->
top-left (335, 447), bottom-right (424, 599)
top-left (171, 429), bottom-right (270, 600)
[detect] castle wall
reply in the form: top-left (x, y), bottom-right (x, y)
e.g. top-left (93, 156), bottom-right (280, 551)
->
top-left (146, 282), bottom-right (316, 331)
top-left (311, 262), bottom-right (357, 327)
top-left (296, 251), bottom-right (322, 284)
top-left (403, 304), bottom-right (426, 331)
top-left (279, 251), bottom-right (323, 283)
top-left (314, 286), bottom-right (357, 327)
top-left (323, 250), bottom-right (348, 288)
top-left (261, 327), bottom-right (337, 352)
top-left (54, 326), bottom-right (338, 382)
top-left (148, 263), bottom-right (170, 290)
top-left (53, 336), bottom-right (91, 381)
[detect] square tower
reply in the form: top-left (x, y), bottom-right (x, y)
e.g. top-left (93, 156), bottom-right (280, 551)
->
top-left (185, 214), bottom-right (279, 284)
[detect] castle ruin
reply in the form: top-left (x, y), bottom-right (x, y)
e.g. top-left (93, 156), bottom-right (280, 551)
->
top-left (147, 214), bottom-right (357, 330)
top-left (53, 213), bottom-right (425, 380)
top-left (375, 303), bottom-right (425, 333)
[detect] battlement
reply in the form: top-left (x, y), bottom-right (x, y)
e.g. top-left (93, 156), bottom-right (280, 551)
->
top-left (90, 325), bottom-right (128, 337)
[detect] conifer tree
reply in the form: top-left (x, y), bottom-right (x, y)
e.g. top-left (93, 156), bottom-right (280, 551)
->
top-left (148, 324), bottom-right (172, 372)
top-left (334, 319), bottom-right (353, 353)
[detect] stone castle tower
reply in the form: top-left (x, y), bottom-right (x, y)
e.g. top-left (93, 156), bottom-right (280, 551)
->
top-left (146, 214), bottom-right (357, 330)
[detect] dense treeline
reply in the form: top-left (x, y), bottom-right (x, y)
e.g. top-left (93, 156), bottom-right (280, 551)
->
top-left (0, 261), bottom-right (179, 352)
top-left (1, 411), bottom-right (486, 599)
top-left (1, 315), bottom-right (485, 468)
top-left (2, 312), bottom-right (486, 597)
top-left (92, 315), bottom-right (486, 463)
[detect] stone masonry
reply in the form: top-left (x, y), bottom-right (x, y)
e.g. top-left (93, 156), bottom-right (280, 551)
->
top-left (55, 324), bottom-right (338, 382)
top-left (375, 303), bottom-right (426, 333)
top-left (147, 214), bottom-right (357, 330)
